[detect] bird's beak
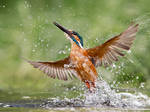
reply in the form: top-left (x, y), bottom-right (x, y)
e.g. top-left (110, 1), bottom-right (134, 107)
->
top-left (53, 22), bottom-right (72, 37)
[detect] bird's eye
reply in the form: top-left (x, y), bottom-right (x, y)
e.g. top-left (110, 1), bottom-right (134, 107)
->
top-left (72, 31), bottom-right (77, 35)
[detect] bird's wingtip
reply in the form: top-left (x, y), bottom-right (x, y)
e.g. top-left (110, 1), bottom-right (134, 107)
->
top-left (21, 57), bottom-right (33, 64)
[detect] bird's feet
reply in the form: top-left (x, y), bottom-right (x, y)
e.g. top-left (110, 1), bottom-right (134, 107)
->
top-left (85, 81), bottom-right (96, 93)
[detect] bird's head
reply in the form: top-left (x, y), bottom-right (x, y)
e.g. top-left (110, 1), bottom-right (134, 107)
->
top-left (53, 22), bottom-right (83, 48)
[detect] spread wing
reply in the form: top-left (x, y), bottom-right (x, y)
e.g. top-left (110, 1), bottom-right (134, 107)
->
top-left (86, 23), bottom-right (139, 67)
top-left (27, 57), bottom-right (78, 81)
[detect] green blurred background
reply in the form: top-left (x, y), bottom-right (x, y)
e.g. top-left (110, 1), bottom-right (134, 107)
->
top-left (0, 0), bottom-right (150, 100)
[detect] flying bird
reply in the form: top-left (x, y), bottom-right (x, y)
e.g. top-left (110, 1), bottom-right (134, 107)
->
top-left (27, 22), bottom-right (138, 92)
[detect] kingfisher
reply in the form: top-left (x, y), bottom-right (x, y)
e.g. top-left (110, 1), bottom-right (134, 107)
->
top-left (28, 22), bottom-right (138, 92)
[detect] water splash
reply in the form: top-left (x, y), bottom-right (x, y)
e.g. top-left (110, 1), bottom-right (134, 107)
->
top-left (41, 80), bottom-right (150, 109)
top-left (84, 80), bottom-right (150, 108)
top-left (84, 80), bottom-right (125, 107)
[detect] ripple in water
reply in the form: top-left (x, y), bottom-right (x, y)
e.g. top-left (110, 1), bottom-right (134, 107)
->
top-left (41, 80), bottom-right (150, 109)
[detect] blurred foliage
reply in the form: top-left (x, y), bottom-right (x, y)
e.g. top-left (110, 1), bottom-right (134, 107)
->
top-left (0, 0), bottom-right (150, 97)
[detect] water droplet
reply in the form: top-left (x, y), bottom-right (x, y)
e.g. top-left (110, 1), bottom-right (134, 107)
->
top-left (140, 82), bottom-right (145, 88)
top-left (22, 96), bottom-right (30, 99)
top-left (112, 64), bottom-right (116, 68)
top-left (41, 39), bottom-right (44, 42)
top-left (20, 24), bottom-right (23, 26)
top-left (129, 59), bottom-right (134, 63)
top-left (24, 38), bottom-right (26, 41)
top-left (116, 89), bottom-right (119, 92)
top-left (68, 48), bottom-right (71, 51)
top-left (32, 49), bottom-right (35, 52)
top-left (127, 50), bottom-right (131, 54)
top-left (58, 5), bottom-right (62, 8)
top-left (62, 51), bottom-right (66, 54)
top-left (58, 51), bottom-right (62, 54)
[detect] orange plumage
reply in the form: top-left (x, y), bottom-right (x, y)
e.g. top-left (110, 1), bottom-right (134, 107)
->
top-left (27, 22), bottom-right (138, 92)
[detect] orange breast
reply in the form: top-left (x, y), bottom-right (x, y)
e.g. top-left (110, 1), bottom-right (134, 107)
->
top-left (70, 43), bottom-right (98, 82)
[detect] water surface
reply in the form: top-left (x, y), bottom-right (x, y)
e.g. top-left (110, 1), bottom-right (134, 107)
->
top-left (1, 80), bottom-right (150, 112)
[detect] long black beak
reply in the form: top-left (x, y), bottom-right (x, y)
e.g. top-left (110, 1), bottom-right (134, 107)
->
top-left (53, 22), bottom-right (72, 36)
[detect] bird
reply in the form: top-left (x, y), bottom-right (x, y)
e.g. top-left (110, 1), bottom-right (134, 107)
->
top-left (27, 22), bottom-right (138, 92)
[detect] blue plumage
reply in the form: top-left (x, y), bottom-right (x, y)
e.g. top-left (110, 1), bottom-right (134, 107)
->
top-left (71, 31), bottom-right (83, 47)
